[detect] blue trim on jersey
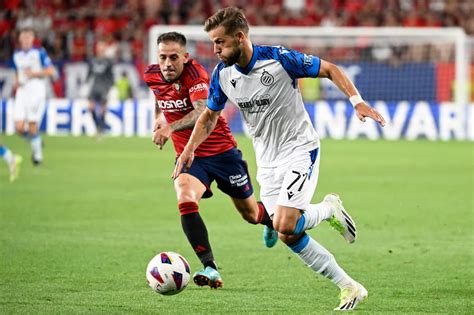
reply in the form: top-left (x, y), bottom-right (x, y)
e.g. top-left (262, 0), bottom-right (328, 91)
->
top-left (207, 62), bottom-right (228, 111)
top-left (256, 45), bottom-right (321, 80)
top-left (39, 48), bottom-right (52, 67)
top-left (289, 233), bottom-right (310, 253)
top-left (234, 45), bottom-right (259, 75)
top-left (293, 214), bottom-right (306, 234)
top-left (308, 147), bottom-right (319, 179)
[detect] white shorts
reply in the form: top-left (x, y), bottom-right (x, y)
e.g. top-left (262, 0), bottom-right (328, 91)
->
top-left (14, 88), bottom-right (46, 123)
top-left (257, 147), bottom-right (321, 217)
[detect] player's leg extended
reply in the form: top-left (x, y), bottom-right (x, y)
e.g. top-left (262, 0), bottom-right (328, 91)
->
top-left (272, 148), bottom-right (357, 242)
top-left (231, 196), bottom-right (277, 248)
top-left (280, 232), bottom-right (368, 311)
top-left (208, 147), bottom-right (276, 247)
top-left (28, 121), bottom-right (43, 165)
top-left (88, 100), bottom-right (100, 131)
top-left (98, 101), bottom-right (107, 133)
top-left (174, 173), bottom-right (222, 289)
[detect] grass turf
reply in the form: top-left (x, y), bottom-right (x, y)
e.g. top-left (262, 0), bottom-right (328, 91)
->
top-left (0, 135), bottom-right (472, 314)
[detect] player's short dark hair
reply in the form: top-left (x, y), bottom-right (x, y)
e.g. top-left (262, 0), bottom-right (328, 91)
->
top-left (18, 27), bottom-right (35, 35)
top-left (157, 32), bottom-right (186, 46)
top-left (204, 7), bottom-right (249, 35)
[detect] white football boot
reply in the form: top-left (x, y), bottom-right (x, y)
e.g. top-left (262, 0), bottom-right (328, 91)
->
top-left (325, 194), bottom-right (357, 243)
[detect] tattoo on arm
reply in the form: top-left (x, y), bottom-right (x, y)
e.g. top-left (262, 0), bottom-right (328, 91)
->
top-left (154, 100), bottom-right (162, 118)
top-left (169, 99), bottom-right (207, 132)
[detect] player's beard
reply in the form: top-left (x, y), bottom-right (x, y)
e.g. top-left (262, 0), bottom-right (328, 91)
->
top-left (222, 45), bottom-right (242, 66)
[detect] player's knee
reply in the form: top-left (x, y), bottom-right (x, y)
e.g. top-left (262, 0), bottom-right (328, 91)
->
top-left (272, 218), bottom-right (297, 235)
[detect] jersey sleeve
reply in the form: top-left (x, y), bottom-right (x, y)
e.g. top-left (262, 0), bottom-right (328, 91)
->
top-left (274, 46), bottom-right (321, 79)
top-left (207, 63), bottom-right (228, 112)
top-left (39, 48), bottom-right (52, 68)
top-left (187, 63), bottom-right (210, 102)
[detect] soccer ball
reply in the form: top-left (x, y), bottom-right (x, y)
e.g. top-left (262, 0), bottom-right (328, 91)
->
top-left (146, 251), bottom-right (191, 295)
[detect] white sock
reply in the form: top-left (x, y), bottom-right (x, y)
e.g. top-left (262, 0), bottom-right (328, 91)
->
top-left (31, 135), bottom-right (43, 161)
top-left (293, 201), bottom-right (333, 233)
top-left (289, 234), bottom-right (354, 289)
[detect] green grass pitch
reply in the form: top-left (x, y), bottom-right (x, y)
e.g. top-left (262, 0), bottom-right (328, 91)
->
top-left (0, 135), bottom-right (472, 314)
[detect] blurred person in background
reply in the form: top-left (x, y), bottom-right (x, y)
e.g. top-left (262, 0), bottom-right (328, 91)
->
top-left (115, 71), bottom-right (133, 102)
top-left (86, 40), bottom-right (114, 136)
top-left (13, 28), bottom-right (54, 166)
top-left (0, 144), bottom-right (22, 182)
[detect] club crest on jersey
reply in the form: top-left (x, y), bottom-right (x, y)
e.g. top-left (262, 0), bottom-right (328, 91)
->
top-left (260, 69), bottom-right (274, 86)
top-left (173, 82), bottom-right (182, 92)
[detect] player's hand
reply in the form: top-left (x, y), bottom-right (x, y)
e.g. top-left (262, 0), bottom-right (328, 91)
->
top-left (152, 125), bottom-right (172, 150)
top-left (24, 69), bottom-right (37, 78)
top-left (172, 148), bottom-right (194, 179)
top-left (153, 114), bottom-right (167, 131)
top-left (354, 102), bottom-right (386, 127)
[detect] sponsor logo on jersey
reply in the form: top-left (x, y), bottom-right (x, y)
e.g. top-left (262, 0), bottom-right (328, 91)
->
top-left (230, 76), bottom-right (240, 88)
top-left (157, 98), bottom-right (189, 111)
top-left (260, 69), bottom-right (274, 86)
top-left (235, 94), bottom-right (271, 113)
top-left (303, 54), bottom-right (313, 66)
top-left (189, 82), bottom-right (208, 93)
top-left (278, 46), bottom-right (290, 54)
top-left (229, 174), bottom-right (249, 187)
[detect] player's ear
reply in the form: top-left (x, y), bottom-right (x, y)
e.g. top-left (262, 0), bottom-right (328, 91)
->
top-left (236, 31), bottom-right (245, 43)
top-left (183, 52), bottom-right (190, 62)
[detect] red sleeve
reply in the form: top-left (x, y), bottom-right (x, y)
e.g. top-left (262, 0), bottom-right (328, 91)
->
top-left (186, 61), bottom-right (210, 102)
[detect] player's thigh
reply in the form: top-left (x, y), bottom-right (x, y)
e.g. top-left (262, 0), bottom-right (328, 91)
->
top-left (174, 173), bottom-right (207, 203)
top-left (177, 157), bottom-right (213, 202)
top-left (276, 148), bottom-right (320, 212)
top-left (256, 166), bottom-right (283, 218)
top-left (13, 92), bottom-right (27, 125)
top-left (25, 93), bottom-right (46, 124)
top-left (210, 148), bottom-right (254, 200)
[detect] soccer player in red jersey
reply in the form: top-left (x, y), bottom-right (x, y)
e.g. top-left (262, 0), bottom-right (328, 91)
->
top-left (143, 32), bottom-right (274, 288)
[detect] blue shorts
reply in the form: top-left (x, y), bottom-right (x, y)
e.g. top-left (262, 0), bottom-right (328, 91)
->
top-left (180, 147), bottom-right (254, 199)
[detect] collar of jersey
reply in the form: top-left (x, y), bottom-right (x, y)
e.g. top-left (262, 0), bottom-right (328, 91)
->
top-left (234, 44), bottom-right (258, 75)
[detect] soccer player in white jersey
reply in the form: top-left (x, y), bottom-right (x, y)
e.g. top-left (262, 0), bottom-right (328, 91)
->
top-left (174, 7), bottom-right (386, 311)
top-left (13, 28), bottom-right (54, 165)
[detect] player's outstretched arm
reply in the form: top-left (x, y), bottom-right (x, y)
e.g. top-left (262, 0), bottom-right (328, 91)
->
top-left (153, 99), bottom-right (207, 150)
top-left (172, 107), bottom-right (220, 179)
top-left (318, 59), bottom-right (385, 127)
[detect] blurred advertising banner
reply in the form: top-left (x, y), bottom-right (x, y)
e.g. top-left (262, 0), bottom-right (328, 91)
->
top-left (1, 99), bottom-right (472, 141)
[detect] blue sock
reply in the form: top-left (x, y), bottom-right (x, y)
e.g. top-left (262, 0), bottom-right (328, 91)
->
top-left (288, 233), bottom-right (310, 254)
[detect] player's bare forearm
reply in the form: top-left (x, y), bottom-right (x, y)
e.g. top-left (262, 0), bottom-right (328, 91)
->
top-left (169, 99), bottom-right (207, 132)
top-left (154, 100), bottom-right (162, 119)
top-left (171, 107), bottom-right (219, 179)
top-left (318, 60), bottom-right (359, 98)
top-left (27, 66), bottom-right (55, 79)
top-left (184, 107), bottom-right (219, 152)
top-left (318, 59), bottom-right (385, 126)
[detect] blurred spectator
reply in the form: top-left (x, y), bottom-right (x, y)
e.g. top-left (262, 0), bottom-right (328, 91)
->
top-left (115, 71), bottom-right (133, 101)
top-left (0, 0), bottom-right (473, 98)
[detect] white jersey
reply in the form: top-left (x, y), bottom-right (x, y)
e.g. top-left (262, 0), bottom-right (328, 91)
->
top-left (208, 45), bottom-right (320, 167)
top-left (13, 47), bottom-right (52, 95)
